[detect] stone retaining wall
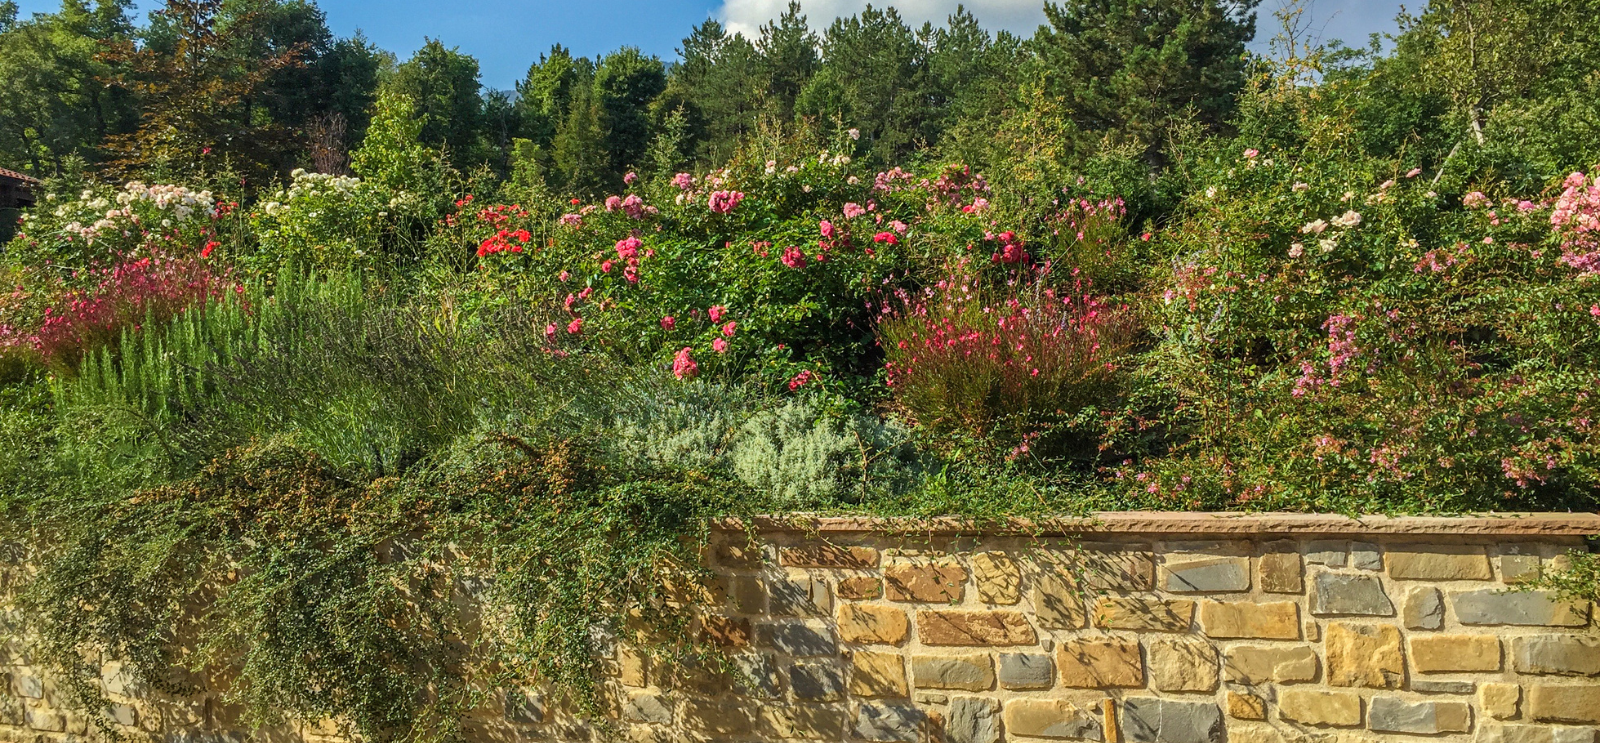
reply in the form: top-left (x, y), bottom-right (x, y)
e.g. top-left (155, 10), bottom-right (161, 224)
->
top-left (4, 513), bottom-right (1599, 743)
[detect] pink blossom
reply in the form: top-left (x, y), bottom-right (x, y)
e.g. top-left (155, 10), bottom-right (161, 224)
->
top-left (558, 213), bottom-right (583, 228)
top-left (621, 194), bottom-right (646, 219)
top-left (672, 172), bottom-right (693, 190)
top-left (722, 321), bottom-right (737, 337)
top-left (713, 337), bottom-right (728, 353)
top-left (661, 315), bottom-right (675, 330)
top-left (708, 190), bottom-right (745, 214)
top-left (567, 318), bottom-right (583, 334)
top-left (601, 260), bottom-right (613, 273)
top-left (842, 202), bottom-right (866, 219)
top-left (615, 236), bottom-right (642, 260)
top-left (890, 220), bottom-right (908, 234)
top-left (1243, 148), bottom-right (1260, 159)
top-left (819, 220), bottom-right (835, 238)
top-left (545, 323), bottom-right (557, 341)
top-left (623, 171), bottom-right (638, 185)
top-left (558, 270), bottom-right (570, 281)
top-left (672, 347), bottom-right (699, 379)
top-left (781, 246), bottom-right (808, 269)
top-left (1464, 191), bottom-right (1491, 208)
top-left (1406, 168), bottom-right (1422, 178)
top-left (708, 305), bottom-right (726, 323)
top-left (605, 195), bottom-right (623, 212)
top-left (788, 369), bottom-right (814, 391)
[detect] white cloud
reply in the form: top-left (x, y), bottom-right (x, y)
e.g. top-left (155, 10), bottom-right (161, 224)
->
top-left (716, 0), bottom-right (1049, 41)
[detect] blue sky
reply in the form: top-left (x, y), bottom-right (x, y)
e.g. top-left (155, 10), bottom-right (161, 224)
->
top-left (15, 0), bottom-right (1409, 89)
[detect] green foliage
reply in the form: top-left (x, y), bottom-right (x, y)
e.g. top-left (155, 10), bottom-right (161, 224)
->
top-left (385, 39), bottom-right (488, 169)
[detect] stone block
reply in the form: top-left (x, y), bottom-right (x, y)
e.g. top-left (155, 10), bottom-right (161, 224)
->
top-left (1351, 542), bottom-right (1383, 570)
top-left (1161, 557), bottom-right (1251, 593)
top-left (1476, 724), bottom-right (1564, 743)
top-left (1412, 679), bottom-right (1476, 694)
top-left (107, 704), bottom-right (138, 727)
top-left (1404, 586), bottom-right (1445, 630)
top-left (790, 661), bottom-right (845, 701)
top-left (10, 672), bottom-right (42, 699)
top-left (504, 690), bottom-right (545, 724)
top-left (855, 703), bottom-right (925, 742)
top-left (1035, 575), bottom-right (1087, 629)
top-left (757, 620), bottom-right (837, 656)
top-left (1502, 554), bottom-right (1544, 584)
top-left (851, 651), bottom-right (908, 698)
top-left (1456, 590), bottom-right (1590, 627)
top-left (1198, 600), bottom-right (1300, 639)
top-left (756, 704), bottom-right (848, 740)
top-left (1310, 571), bottom-right (1395, 616)
top-left (1412, 634), bottom-right (1502, 673)
top-left (1307, 540), bottom-right (1348, 567)
top-left (1512, 635), bottom-right (1600, 675)
top-left (25, 708), bottom-right (65, 733)
top-left (715, 540), bottom-right (763, 568)
top-left (101, 662), bottom-right (141, 697)
top-left (911, 653), bottom-right (994, 691)
top-left (1527, 685), bottom-right (1600, 724)
top-left (1388, 545), bottom-right (1493, 580)
top-left (838, 576), bottom-right (883, 600)
top-left (622, 693), bottom-right (672, 725)
top-left (1122, 697), bottom-right (1225, 743)
top-left (733, 652), bottom-right (785, 697)
top-left (917, 610), bottom-right (1036, 646)
top-left (1260, 550), bottom-right (1304, 594)
top-left (1093, 597), bottom-right (1195, 632)
top-left (998, 652), bottom-right (1054, 690)
top-left (1279, 689), bottom-right (1363, 727)
top-left (1222, 645), bottom-right (1319, 684)
top-left (1002, 698), bottom-right (1104, 740)
top-left (682, 699), bottom-right (752, 736)
top-left (1036, 545), bottom-right (1155, 591)
top-left (769, 575), bottom-right (832, 617)
top-left (1149, 636), bottom-right (1219, 693)
top-left (971, 552), bottom-right (1021, 604)
top-left (1326, 622), bottom-right (1405, 689)
top-left (728, 574), bottom-right (765, 612)
top-left (946, 696), bottom-right (1001, 743)
top-left (1369, 697), bottom-right (1472, 734)
top-left (697, 614), bottom-right (751, 647)
top-left (1227, 692), bottom-right (1266, 720)
top-left (780, 544), bottom-right (878, 569)
top-left (1058, 637), bottom-right (1144, 688)
top-left (885, 559), bottom-right (967, 603)
top-left (837, 604), bottom-right (910, 645)
top-left (1481, 683), bottom-right (1521, 720)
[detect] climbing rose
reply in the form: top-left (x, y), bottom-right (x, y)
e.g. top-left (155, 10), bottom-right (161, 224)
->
top-left (722, 321), bottom-right (737, 337)
top-left (567, 318), bottom-right (583, 334)
top-left (615, 236), bottom-right (642, 260)
top-left (708, 190), bottom-right (744, 214)
top-left (672, 173), bottom-right (693, 190)
top-left (605, 195), bottom-right (623, 212)
top-left (819, 220), bottom-right (835, 238)
top-left (713, 337), bottom-right (728, 353)
top-left (781, 246), bottom-right (808, 269)
top-left (708, 305), bottom-right (726, 322)
top-left (661, 316), bottom-right (675, 330)
top-left (842, 202), bottom-right (866, 219)
top-left (673, 347), bottom-right (699, 379)
top-left (788, 369), bottom-right (814, 390)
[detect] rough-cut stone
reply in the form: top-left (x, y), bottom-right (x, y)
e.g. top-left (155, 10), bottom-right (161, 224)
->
top-left (622, 693), bottom-right (672, 724)
top-left (970, 552), bottom-right (1021, 605)
top-left (25, 709), bottom-right (66, 733)
top-left (1351, 542), bottom-right (1383, 570)
top-left (1404, 586), bottom-right (1445, 630)
top-left (1388, 545), bottom-right (1493, 580)
top-left (757, 620), bottom-right (837, 656)
top-left (715, 540), bottom-right (763, 568)
top-left (1058, 637), bottom-right (1144, 688)
top-left (790, 661), bottom-right (846, 700)
top-left (1278, 689), bottom-right (1363, 727)
top-left (728, 575), bottom-right (764, 612)
top-left (1368, 697), bottom-right (1471, 734)
top-left (1002, 698), bottom-right (1104, 740)
top-left (619, 645), bottom-right (648, 687)
top-left (1412, 679), bottom-right (1476, 694)
top-left (10, 672), bottom-right (42, 698)
top-left (1093, 597), bottom-right (1195, 632)
top-left (1259, 550), bottom-right (1304, 594)
top-left (912, 654), bottom-right (994, 691)
top-left (855, 704), bottom-right (925, 742)
top-left (1222, 645), bottom-right (1320, 684)
top-left (998, 652), bottom-right (1053, 690)
top-left (1326, 622), bottom-right (1405, 689)
top-left (1149, 636), bottom-right (1219, 693)
top-left (768, 575), bottom-right (831, 617)
top-left (1161, 557), bottom-right (1251, 593)
top-left (1476, 724), bottom-right (1564, 743)
top-left (107, 704), bottom-right (138, 727)
top-left (1122, 697), bottom-right (1225, 743)
top-left (851, 651), bottom-right (908, 698)
top-left (1036, 546), bottom-right (1155, 591)
top-left (1307, 541), bottom-right (1348, 567)
top-left (1035, 575), bottom-right (1088, 629)
top-left (885, 560), bottom-right (967, 603)
top-left (756, 705), bottom-right (848, 739)
top-left (781, 544), bottom-right (878, 569)
top-left (504, 690), bottom-right (546, 724)
top-left (837, 604), bottom-right (909, 645)
top-left (733, 653), bottom-right (784, 697)
top-left (1199, 600), bottom-right (1300, 639)
top-left (1481, 683), bottom-right (1521, 720)
top-left (917, 610), bottom-right (1036, 646)
top-left (946, 696), bottom-right (1001, 743)
top-left (1310, 571), bottom-right (1395, 616)
top-left (1527, 685), bottom-right (1600, 723)
top-left (682, 699), bottom-right (752, 736)
top-left (1511, 635), bottom-right (1600, 675)
top-left (699, 615), bottom-right (752, 647)
top-left (1412, 634), bottom-right (1502, 673)
top-left (1501, 554), bottom-right (1543, 584)
top-left (838, 576), bottom-right (884, 600)
top-left (1455, 589), bottom-right (1590, 627)
top-left (101, 662), bottom-right (140, 697)
top-left (1227, 692), bottom-right (1266, 720)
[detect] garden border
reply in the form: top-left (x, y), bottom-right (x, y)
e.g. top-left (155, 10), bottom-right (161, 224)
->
top-left (721, 511), bottom-right (1600, 536)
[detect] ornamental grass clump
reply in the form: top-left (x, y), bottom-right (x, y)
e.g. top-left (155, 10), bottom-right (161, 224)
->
top-left (878, 265), bottom-right (1139, 456)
